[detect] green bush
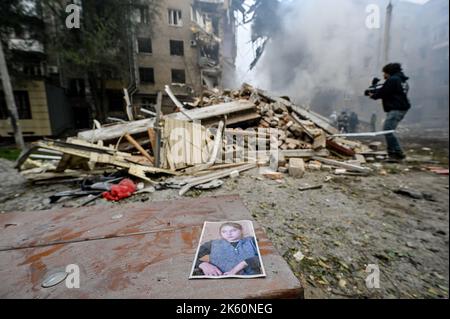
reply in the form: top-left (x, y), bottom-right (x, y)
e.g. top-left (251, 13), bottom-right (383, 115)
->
top-left (0, 148), bottom-right (21, 161)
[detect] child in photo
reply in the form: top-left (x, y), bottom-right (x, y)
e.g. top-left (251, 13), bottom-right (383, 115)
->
top-left (194, 222), bottom-right (262, 277)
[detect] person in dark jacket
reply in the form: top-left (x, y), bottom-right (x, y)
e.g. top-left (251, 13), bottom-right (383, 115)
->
top-left (337, 111), bottom-right (350, 133)
top-left (368, 63), bottom-right (411, 161)
top-left (349, 112), bottom-right (359, 133)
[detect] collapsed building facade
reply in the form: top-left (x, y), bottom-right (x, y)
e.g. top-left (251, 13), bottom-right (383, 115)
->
top-left (0, 0), bottom-right (74, 137)
top-left (1, 0), bottom-right (244, 137)
top-left (111, 0), bottom-right (244, 115)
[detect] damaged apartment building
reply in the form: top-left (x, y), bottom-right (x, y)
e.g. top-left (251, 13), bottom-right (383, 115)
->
top-left (129, 0), bottom-right (243, 114)
top-left (0, 0), bottom-right (244, 138)
top-left (0, 1), bottom-right (74, 137)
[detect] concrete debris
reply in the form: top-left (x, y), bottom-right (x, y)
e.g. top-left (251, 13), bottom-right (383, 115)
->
top-left (14, 83), bottom-right (386, 200)
top-left (289, 158), bottom-right (306, 178)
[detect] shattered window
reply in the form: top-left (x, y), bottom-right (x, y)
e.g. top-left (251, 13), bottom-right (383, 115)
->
top-left (138, 38), bottom-right (152, 53)
top-left (139, 67), bottom-right (155, 84)
top-left (133, 6), bottom-right (149, 24)
top-left (168, 9), bottom-right (182, 27)
top-left (171, 69), bottom-right (186, 84)
top-left (170, 40), bottom-right (184, 56)
top-left (0, 91), bottom-right (32, 119)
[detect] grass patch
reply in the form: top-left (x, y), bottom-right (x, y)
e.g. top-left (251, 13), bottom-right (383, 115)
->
top-left (0, 147), bottom-right (20, 161)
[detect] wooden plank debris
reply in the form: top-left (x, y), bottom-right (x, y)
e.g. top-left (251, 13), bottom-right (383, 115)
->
top-left (331, 130), bottom-right (395, 138)
top-left (124, 133), bottom-right (154, 164)
top-left (123, 88), bottom-right (134, 121)
top-left (326, 138), bottom-right (356, 157)
top-left (163, 118), bottom-right (215, 170)
top-left (184, 121), bottom-right (225, 174)
top-left (33, 140), bottom-right (177, 182)
top-left (77, 100), bottom-right (256, 142)
top-left (165, 85), bottom-right (193, 120)
top-left (154, 91), bottom-right (163, 167)
top-left (16, 82), bottom-right (386, 195)
top-left (312, 156), bottom-right (372, 174)
top-left (281, 149), bottom-right (329, 158)
top-left (178, 163), bottom-right (256, 196)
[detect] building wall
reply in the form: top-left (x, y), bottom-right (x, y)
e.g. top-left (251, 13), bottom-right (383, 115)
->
top-left (130, 0), bottom-right (237, 113)
top-left (0, 80), bottom-right (52, 137)
top-left (136, 0), bottom-right (202, 96)
top-left (99, 0), bottom-right (237, 116)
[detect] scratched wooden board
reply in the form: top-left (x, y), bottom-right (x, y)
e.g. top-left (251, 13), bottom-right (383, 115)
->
top-left (0, 195), bottom-right (303, 299)
top-left (163, 119), bottom-right (214, 170)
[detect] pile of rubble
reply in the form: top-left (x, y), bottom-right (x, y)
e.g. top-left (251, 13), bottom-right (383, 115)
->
top-left (15, 84), bottom-right (386, 203)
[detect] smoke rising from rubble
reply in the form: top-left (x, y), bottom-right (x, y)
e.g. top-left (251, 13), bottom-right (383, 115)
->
top-left (258, 1), bottom-right (371, 95)
top-left (244, 0), bottom-right (385, 118)
top-left (238, 0), bottom-right (449, 127)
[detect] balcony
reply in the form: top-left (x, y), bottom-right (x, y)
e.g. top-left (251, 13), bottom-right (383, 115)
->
top-left (8, 39), bottom-right (44, 54)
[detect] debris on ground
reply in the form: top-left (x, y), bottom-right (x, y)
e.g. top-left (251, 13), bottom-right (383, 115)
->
top-left (10, 83), bottom-right (437, 206)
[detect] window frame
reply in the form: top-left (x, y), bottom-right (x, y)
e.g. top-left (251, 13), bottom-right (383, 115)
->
top-left (134, 6), bottom-right (149, 25)
top-left (168, 9), bottom-right (183, 27)
top-left (170, 40), bottom-right (184, 56)
top-left (137, 37), bottom-right (153, 54)
top-left (171, 69), bottom-right (186, 84)
top-left (0, 90), bottom-right (32, 120)
top-left (139, 67), bottom-right (155, 84)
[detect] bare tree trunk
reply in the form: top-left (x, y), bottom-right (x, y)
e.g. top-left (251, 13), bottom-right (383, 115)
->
top-left (0, 41), bottom-right (25, 151)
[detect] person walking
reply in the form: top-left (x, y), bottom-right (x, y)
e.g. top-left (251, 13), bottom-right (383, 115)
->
top-left (367, 63), bottom-right (411, 162)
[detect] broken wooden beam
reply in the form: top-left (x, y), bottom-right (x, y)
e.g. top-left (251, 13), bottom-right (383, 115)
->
top-left (168, 100), bottom-right (256, 122)
top-left (331, 130), bottom-right (395, 138)
top-left (154, 91), bottom-right (163, 168)
top-left (165, 85), bottom-right (193, 120)
top-left (148, 128), bottom-right (157, 154)
top-left (77, 118), bottom-right (156, 143)
top-left (280, 149), bottom-right (330, 158)
top-left (141, 108), bottom-right (156, 117)
top-left (178, 163), bottom-right (256, 196)
top-left (77, 100), bottom-right (256, 142)
top-left (124, 133), bottom-right (154, 164)
top-left (326, 138), bottom-right (356, 157)
top-left (34, 141), bottom-right (177, 183)
top-left (124, 88), bottom-right (134, 121)
top-left (312, 156), bottom-right (372, 174)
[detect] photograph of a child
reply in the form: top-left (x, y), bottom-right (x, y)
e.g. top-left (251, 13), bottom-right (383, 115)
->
top-left (189, 220), bottom-right (266, 279)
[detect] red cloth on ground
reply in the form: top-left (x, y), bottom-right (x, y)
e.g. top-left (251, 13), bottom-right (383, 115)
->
top-left (102, 179), bottom-right (136, 201)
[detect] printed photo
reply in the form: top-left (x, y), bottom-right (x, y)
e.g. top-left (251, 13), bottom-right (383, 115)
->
top-left (189, 220), bottom-right (266, 279)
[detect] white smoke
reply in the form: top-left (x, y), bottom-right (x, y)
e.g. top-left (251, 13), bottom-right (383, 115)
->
top-left (237, 0), bottom-right (449, 127)
top-left (254, 0), bottom-right (381, 105)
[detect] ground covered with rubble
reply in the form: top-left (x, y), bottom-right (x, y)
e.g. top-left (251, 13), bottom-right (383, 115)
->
top-left (1, 132), bottom-right (448, 299)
